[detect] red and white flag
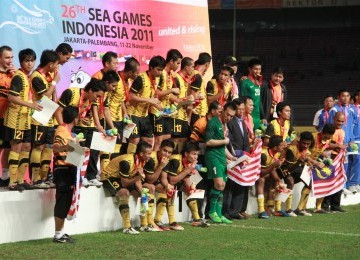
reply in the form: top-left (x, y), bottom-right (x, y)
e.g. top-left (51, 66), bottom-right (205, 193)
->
top-left (227, 140), bottom-right (262, 186)
top-left (311, 150), bottom-right (346, 198)
top-left (67, 150), bottom-right (90, 220)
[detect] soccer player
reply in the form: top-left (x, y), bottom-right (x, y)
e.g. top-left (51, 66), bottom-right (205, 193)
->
top-left (102, 141), bottom-right (154, 234)
top-left (54, 78), bottom-right (107, 187)
top-left (127, 56), bottom-right (164, 153)
top-left (223, 56), bottom-right (240, 100)
top-left (52, 106), bottom-right (80, 243)
top-left (0, 45), bottom-right (16, 186)
top-left (313, 95), bottom-right (334, 132)
top-left (261, 67), bottom-right (287, 122)
top-left (243, 96), bottom-right (255, 144)
top-left (30, 50), bottom-right (60, 188)
top-left (171, 57), bottom-right (195, 153)
top-left (4, 49), bottom-right (42, 191)
top-left (151, 139), bottom-right (184, 231)
top-left (206, 66), bottom-right (234, 106)
top-left (257, 135), bottom-right (286, 219)
top-left (150, 49), bottom-right (182, 151)
top-left (189, 52), bottom-right (212, 127)
top-left (266, 101), bottom-right (294, 141)
top-left (92, 51), bottom-right (118, 80)
top-left (161, 141), bottom-right (209, 227)
top-left (206, 101), bottom-right (236, 224)
top-left (309, 123), bottom-right (336, 213)
top-left (239, 58), bottom-right (266, 130)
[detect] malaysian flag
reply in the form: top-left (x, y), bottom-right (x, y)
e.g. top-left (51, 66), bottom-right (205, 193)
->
top-left (227, 140), bottom-right (262, 186)
top-left (67, 150), bottom-right (90, 220)
top-left (311, 150), bottom-right (346, 198)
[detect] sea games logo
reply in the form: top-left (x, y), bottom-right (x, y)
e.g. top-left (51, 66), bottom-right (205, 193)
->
top-left (0, 0), bottom-right (54, 34)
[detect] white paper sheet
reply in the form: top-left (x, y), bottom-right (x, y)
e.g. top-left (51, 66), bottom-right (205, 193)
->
top-left (227, 155), bottom-right (250, 170)
top-left (65, 140), bottom-right (86, 167)
top-left (186, 189), bottom-right (205, 200)
top-left (300, 165), bottom-right (311, 186)
top-left (275, 188), bottom-right (292, 203)
top-left (190, 171), bottom-right (203, 186)
top-left (32, 96), bottom-right (59, 125)
top-left (123, 123), bottom-right (136, 139)
top-left (90, 132), bottom-right (116, 152)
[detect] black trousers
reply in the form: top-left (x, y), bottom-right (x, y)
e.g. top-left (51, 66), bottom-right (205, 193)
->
top-left (223, 178), bottom-right (248, 217)
top-left (322, 190), bottom-right (342, 210)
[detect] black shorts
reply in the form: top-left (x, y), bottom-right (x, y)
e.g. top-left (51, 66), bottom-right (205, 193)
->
top-left (103, 176), bottom-right (136, 196)
top-left (3, 126), bottom-right (31, 143)
top-left (149, 114), bottom-right (173, 136)
top-left (172, 119), bottom-right (190, 139)
top-left (53, 166), bottom-right (77, 219)
top-left (113, 121), bottom-right (124, 142)
top-left (129, 115), bottom-right (153, 139)
top-left (72, 126), bottom-right (96, 148)
top-left (0, 119), bottom-right (10, 148)
top-left (31, 125), bottom-right (55, 145)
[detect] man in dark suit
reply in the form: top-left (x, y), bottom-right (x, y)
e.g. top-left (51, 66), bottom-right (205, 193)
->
top-left (223, 98), bottom-right (251, 219)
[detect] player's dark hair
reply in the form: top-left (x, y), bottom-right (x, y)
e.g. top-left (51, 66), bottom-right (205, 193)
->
top-left (322, 124), bottom-right (336, 135)
top-left (181, 57), bottom-right (194, 70)
top-left (0, 45), bottom-right (12, 56)
top-left (268, 135), bottom-right (283, 149)
top-left (272, 66), bottom-right (284, 75)
top-left (300, 131), bottom-right (315, 148)
top-left (248, 58), bottom-right (262, 68)
top-left (62, 106), bottom-right (79, 124)
top-left (18, 48), bottom-right (36, 63)
top-left (39, 50), bottom-right (60, 68)
top-left (55, 43), bottom-right (73, 55)
top-left (136, 141), bottom-right (152, 154)
top-left (102, 51), bottom-right (117, 67)
top-left (160, 139), bottom-right (175, 150)
top-left (149, 55), bottom-right (166, 69)
top-left (124, 57), bottom-right (140, 73)
top-left (195, 52), bottom-right (212, 66)
top-left (224, 101), bottom-right (237, 112)
top-left (276, 101), bottom-right (291, 115)
top-left (102, 70), bottom-right (120, 84)
top-left (221, 66), bottom-right (234, 76)
top-left (324, 95), bottom-right (334, 100)
top-left (182, 140), bottom-right (200, 155)
top-left (208, 101), bottom-right (221, 112)
top-left (338, 88), bottom-right (351, 96)
top-left (166, 49), bottom-right (183, 63)
top-left (243, 96), bottom-right (253, 105)
top-left (232, 97), bottom-right (245, 106)
top-left (84, 78), bottom-right (108, 92)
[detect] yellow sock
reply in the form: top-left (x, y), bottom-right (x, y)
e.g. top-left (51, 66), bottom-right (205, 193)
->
top-left (114, 143), bottom-right (122, 155)
top-left (40, 148), bottom-right (52, 180)
top-left (257, 196), bottom-right (265, 213)
top-left (8, 151), bottom-right (20, 185)
top-left (147, 193), bottom-right (155, 226)
top-left (30, 149), bottom-right (42, 182)
top-left (298, 187), bottom-right (311, 210)
top-left (154, 193), bottom-right (167, 223)
top-left (187, 199), bottom-right (200, 221)
top-left (316, 197), bottom-right (324, 210)
top-left (267, 199), bottom-right (275, 212)
top-left (100, 152), bottom-right (110, 173)
top-left (275, 200), bottom-right (282, 211)
top-left (17, 151), bottom-right (30, 184)
top-left (286, 193), bottom-right (293, 211)
top-left (167, 200), bottom-right (175, 224)
top-left (119, 197), bottom-right (131, 229)
top-left (127, 142), bottom-right (137, 154)
top-left (176, 142), bottom-right (184, 154)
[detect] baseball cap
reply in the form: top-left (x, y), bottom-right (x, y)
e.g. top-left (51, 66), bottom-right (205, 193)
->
top-left (223, 56), bottom-right (239, 66)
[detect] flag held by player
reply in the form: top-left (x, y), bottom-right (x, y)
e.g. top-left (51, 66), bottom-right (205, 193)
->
top-left (227, 140), bottom-right (262, 186)
top-left (311, 150), bottom-right (346, 198)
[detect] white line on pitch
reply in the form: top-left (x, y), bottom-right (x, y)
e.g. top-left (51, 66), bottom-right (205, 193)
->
top-left (214, 224), bottom-right (360, 237)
